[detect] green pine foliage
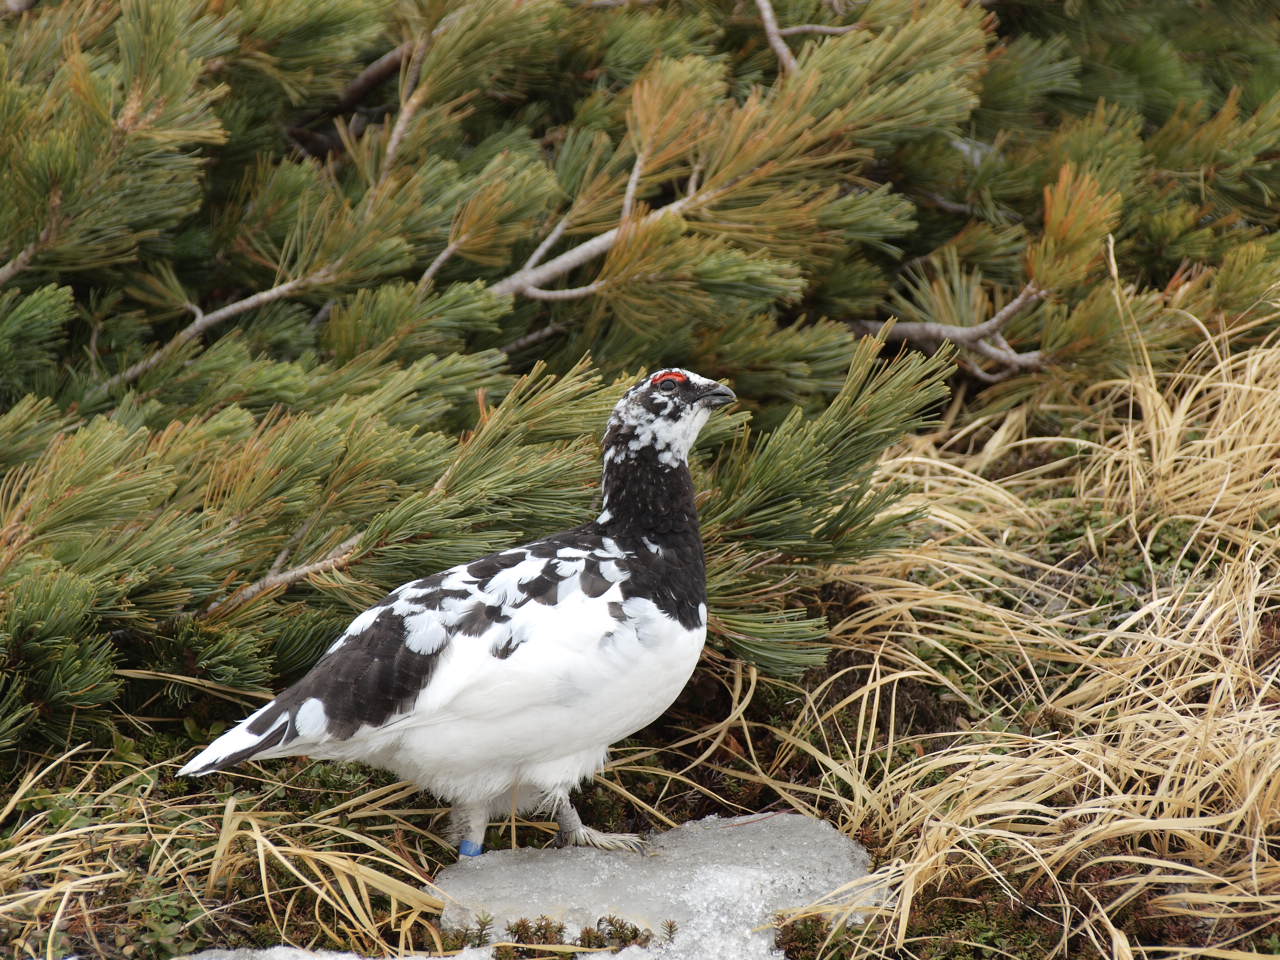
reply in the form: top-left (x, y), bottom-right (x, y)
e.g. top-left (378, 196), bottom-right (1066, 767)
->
top-left (1, 0), bottom-right (1278, 764)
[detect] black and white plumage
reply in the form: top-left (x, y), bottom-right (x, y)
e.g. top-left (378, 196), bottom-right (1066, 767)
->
top-left (178, 368), bottom-right (736, 856)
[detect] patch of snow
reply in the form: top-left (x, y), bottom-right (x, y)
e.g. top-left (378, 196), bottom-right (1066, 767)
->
top-left (437, 812), bottom-right (875, 959)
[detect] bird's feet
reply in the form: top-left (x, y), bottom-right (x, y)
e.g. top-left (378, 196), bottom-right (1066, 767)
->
top-left (555, 824), bottom-right (647, 853)
top-left (546, 791), bottom-right (647, 852)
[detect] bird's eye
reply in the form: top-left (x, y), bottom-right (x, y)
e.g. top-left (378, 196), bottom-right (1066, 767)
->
top-left (658, 379), bottom-right (678, 393)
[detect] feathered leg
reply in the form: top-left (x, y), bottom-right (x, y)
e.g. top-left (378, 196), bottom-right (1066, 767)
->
top-left (453, 802), bottom-right (488, 857)
top-left (546, 789), bottom-right (646, 852)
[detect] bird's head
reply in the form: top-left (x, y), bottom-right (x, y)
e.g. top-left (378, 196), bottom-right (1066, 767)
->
top-left (603, 368), bottom-right (736, 469)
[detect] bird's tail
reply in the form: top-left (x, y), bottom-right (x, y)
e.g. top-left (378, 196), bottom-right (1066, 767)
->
top-left (177, 702), bottom-right (291, 776)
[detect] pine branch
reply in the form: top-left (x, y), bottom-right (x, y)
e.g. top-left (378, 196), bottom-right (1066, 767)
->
top-left (499, 323), bottom-right (566, 354)
top-left (309, 298), bottom-right (336, 329)
top-left (754, 0), bottom-right (799, 73)
top-left (335, 43), bottom-right (410, 114)
top-left (334, 3), bottom-right (481, 116)
top-left (0, 240), bottom-right (40, 288)
top-left (920, 191), bottom-right (978, 216)
top-left (268, 511), bottom-right (325, 576)
top-left (418, 241), bottom-right (461, 288)
top-left (856, 282), bottom-right (1047, 380)
top-left (621, 152), bottom-right (645, 221)
top-left (490, 192), bottom-right (699, 297)
top-left (383, 43), bottom-right (432, 175)
top-left (489, 164), bottom-right (751, 301)
top-left (974, 282), bottom-right (1048, 337)
top-left (205, 533), bottom-right (362, 618)
top-left (686, 164), bottom-right (703, 196)
top-left (522, 213), bottom-right (571, 271)
top-left (522, 281), bottom-right (604, 300)
top-left (778, 23), bottom-right (862, 35)
top-left (0, 218), bottom-right (57, 288)
top-left (94, 270), bottom-right (334, 396)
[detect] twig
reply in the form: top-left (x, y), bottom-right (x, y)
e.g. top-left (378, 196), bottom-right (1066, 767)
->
top-left (500, 324), bottom-right (566, 354)
top-left (205, 533), bottom-right (362, 617)
top-left (419, 241), bottom-right (461, 289)
top-left (621, 152), bottom-right (645, 221)
top-left (522, 213), bottom-right (570, 271)
top-left (921, 191), bottom-right (977, 216)
top-left (754, 0), bottom-right (799, 73)
top-left (333, 3), bottom-right (476, 117)
top-left (0, 240), bottom-right (40, 287)
top-left (585, 0), bottom-right (660, 7)
top-left (94, 270), bottom-right (333, 396)
top-left (686, 163), bottom-right (703, 197)
top-left (856, 281), bottom-right (1048, 380)
top-left (490, 190), bottom-right (700, 297)
top-left (778, 22), bottom-right (862, 35)
top-left (978, 282), bottom-right (1047, 335)
top-left (383, 44), bottom-right (432, 175)
top-left (521, 281), bottom-right (603, 301)
top-left (0, 219), bottom-right (56, 287)
top-left (309, 298), bottom-right (336, 329)
top-left (334, 43), bottom-right (410, 114)
top-left (268, 512), bottom-right (324, 576)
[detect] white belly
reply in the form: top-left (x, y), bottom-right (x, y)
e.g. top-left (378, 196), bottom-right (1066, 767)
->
top-left (313, 597), bottom-right (706, 805)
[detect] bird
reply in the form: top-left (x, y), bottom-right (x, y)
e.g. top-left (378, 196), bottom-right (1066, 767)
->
top-left (178, 368), bottom-right (736, 857)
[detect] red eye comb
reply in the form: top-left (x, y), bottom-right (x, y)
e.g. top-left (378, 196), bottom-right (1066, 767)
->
top-left (652, 371), bottom-right (688, 385)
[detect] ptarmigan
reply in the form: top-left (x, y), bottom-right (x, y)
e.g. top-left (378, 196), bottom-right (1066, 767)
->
top-left (178, 368), bottom-right (735, 856)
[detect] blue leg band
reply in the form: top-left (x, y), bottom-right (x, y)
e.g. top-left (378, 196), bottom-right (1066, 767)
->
top-left (459, 839), bottom-right (484, 857)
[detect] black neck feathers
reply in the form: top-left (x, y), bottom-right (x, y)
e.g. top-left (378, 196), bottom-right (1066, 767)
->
top-left (594, 433), bottom-right (707, 629)
top-left (598, 434), bottom-right (699, 536)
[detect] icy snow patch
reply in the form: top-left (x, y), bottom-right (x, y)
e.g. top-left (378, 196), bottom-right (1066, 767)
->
top-left (182, 814), bottom-right (876, 960)
top-left (437, 812), bottom-right (875, 959)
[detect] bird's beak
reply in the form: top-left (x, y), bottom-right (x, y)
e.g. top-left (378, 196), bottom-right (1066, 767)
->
top-left (699, 383), bottom-right (736, 408)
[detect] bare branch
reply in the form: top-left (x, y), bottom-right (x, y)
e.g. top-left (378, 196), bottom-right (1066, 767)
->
top-left (500, 323), bottom-right (566, 355)
top-left (621, 151), bottom-right (645, 221)
top-left (0, 219), bottom-right (57, 288)
top-left (205, 533), bottom-right (362, 618)
top-left (490, 191), bottom-right (699, 297)
top-left (754, 0), bottom-right (800, 73)
top-left (778, 22), bottom-right (862, 35)
top-left (0, 240), bottom-right (40, 288)
top-left (383, 43), bottom-right (432, 175)
top-left (418, 240), bottom-right (461, 289)
top-left (960, 361), bottom-right (1009, 384)
top-left (855, 281), bottom-right (1048, 380)
top-left (335, 43), bottom-right (410, 114)
top-left (686, 163), bottom-right (703, 197)
top-left (268, 511), bottom-right (326, 576)
top-left (309, 298), bottom-right (336, 329)
top-left (522, 213), bottom-right (571, 271)
top-left (332, 4), bottom-right (482, 118)
top-left (979, 282), bottom-right (1047, 336)
top-left (921, 191), bottom-right (977, 216)
top-left (967, 336), bottom-right (1042, 369)
top-left (521, 281), bottom-right (603, 301)
top-left (94, 270), bottom-right (334, 396)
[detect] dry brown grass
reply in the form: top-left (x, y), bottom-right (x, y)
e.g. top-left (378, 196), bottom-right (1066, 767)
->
top-left (777, 326), bottom-right (1280, 958)
top-left (6, 324), bottom-right (1280, 958)
top-left (1, 755), bottom-right (449, 956)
